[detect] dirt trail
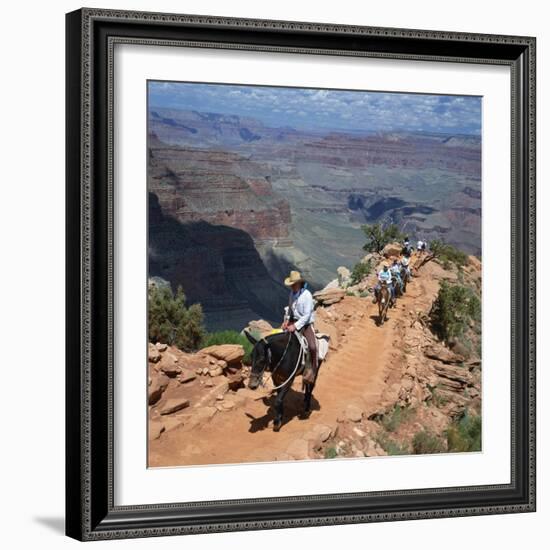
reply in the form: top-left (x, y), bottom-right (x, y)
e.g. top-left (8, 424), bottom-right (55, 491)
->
top-left (149, 257), bottom-right (438, 467)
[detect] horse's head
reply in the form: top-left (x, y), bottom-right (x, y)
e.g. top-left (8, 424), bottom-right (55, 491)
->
top-left (243, 330), bottom-right (271, 390)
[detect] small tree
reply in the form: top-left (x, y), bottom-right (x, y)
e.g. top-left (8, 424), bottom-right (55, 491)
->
top-left (350, 259), bottom-right (373, 285)
top-left (430, 281), bottom-right (481, 342)
top-left (148, 284), bottom-right (205, 351)
top-left (429, 239), bottom-right (468, 269)
top-left (361, 223), bottom-right (404, 253)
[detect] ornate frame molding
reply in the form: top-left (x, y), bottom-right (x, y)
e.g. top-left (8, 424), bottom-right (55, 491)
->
top-left (66, 8), bottom-right (536, 541)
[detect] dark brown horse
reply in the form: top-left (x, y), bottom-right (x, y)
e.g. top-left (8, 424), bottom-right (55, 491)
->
top-left (244, 330), bottom-right (315, 432)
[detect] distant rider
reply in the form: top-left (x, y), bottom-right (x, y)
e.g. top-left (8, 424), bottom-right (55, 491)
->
top-left (403, 236), bottom-right (413, 256)
top-left (401, 254), bottom-right (412, 279)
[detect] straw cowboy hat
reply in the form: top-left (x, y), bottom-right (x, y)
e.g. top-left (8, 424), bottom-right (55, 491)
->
top-left (284, 270), bottom-right (305, 287)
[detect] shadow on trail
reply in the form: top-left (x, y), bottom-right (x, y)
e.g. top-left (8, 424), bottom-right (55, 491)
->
top-left (245, 388), bottom-right (321, 433)
top-left (370, 313), bottom-right (393, 327)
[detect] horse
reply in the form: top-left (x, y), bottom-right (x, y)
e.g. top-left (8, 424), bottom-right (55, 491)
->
top-left (377, 281), bottom-right (391, 325)
top-left (400, 265), bottom-right (410, 293)
top-left (244, 330), bottom-right (315, 432)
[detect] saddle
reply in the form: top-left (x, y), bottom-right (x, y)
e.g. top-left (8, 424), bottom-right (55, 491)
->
top-left (295, 330), bottom-right (330, 366)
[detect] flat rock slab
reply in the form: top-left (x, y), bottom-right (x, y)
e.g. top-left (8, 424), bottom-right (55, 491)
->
top-left (200, 344), bottom-right (245, 365)
top-left (160, 397), bottom-right (190, 415)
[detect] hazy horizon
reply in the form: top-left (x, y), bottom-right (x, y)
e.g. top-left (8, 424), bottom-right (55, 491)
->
top-left (148, 80), bottom-right (482, 136)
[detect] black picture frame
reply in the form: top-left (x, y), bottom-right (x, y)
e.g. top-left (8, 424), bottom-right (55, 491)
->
top-left (66, 8), bottom-right (536, 541)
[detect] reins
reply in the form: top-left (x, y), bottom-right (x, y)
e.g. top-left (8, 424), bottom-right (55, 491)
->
top-left (255, 332), bottom-right (303, 392)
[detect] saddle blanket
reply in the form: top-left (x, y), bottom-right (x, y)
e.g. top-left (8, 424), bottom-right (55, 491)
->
top-left (295, 330), bottom-right (330, 362)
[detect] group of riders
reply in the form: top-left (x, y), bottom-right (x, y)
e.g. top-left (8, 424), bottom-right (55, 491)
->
top-left (373, 236), bottom-right (427, 308)
top-left (278, 236), bottom-right (428, 385)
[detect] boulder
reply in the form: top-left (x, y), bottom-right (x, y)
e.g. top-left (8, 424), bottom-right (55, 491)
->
top-left (155, 342), bottom-right (168, 352)
top-left (159, 356), bottom-right (181, 377)
top-left (245, 320), bottom-right (275, 338)
top-left (148, 344), bottom-right (161, 364)
top-left (345, 404), bottom-right (363, 423)
top-left (382, 242), bottom-right (403, 258)
top-left (305, 424), bottom-right (333, 449)
top-left (148, 372), bottom-right (169, 405)
top-left (200, 344), bottom-right (245, 365)
top-left (159, 397), bottom-right (190, 415)
top-left (208, 366), bottom-right (224, 377)
top-left (313, 287), bottom-right (346, 306)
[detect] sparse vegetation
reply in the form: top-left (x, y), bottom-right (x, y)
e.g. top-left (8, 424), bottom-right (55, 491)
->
top-left (412, 430), bottom-right (445, 454)
top-left (446, 412), bottom-right (482, 452)
top-left (429, 239), bottom-right (468, 269)
top-left (375, 433), bottom-right (410, 456)
top-left (148, 284), bottom-right (205, 351)
top-left (430, 281), bottom-right (481, 342)
top-left (202, 330), bottom-right (254, 364)
top-left (429, 385), bottom-right (450, 407)
top-left (324, 447), bottom-right (338, 459)
top-left (350, 259), bottom-right (373, 285)
top-left (380, 404), bottom-right (415, 432)
top-left (361, 223), bottom-right (404, 253)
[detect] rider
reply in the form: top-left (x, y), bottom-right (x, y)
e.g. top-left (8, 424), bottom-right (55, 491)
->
top-left (401, 254), bottom-right (412, 279)
top-left (403, 236), bottom-right (412, 256)
top-left (417, 239), bottom-right (425, 254)
top-left (390, 258), bottom-right (403, 295)
top-left (282, 270), bottom-right (318, 385)
top-left (373, 263), bottom-right (394, 304)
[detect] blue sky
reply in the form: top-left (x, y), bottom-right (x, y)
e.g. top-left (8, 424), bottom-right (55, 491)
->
top-left (148, 81), bottom-right (481, 135)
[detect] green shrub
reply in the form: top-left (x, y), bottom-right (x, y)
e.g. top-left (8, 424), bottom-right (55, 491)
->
top-left (412, 430), bottom-right (445, 454)
top-left (375, 434), bottom-right (410, 456)
top-left (148, 284), bottom-right (205, 352)
top-left (430, 281), bottom-right (481, 342)
top-left (350, 259), bottom-right (373, 285)
top-left (430, 239), bottom-right (468, 269)
top-left (429, 385), bottom-right (450, 407)
top-left (361, 223), bottom-right (404, 253)
top-left (380, 405), bottom-right (414, 432)
top-left (202, 330), bottom-right (254, 364)
top-left (324, 447), bottom-right (338, 459)
top-left (446, 412), bottom-right (482, 452)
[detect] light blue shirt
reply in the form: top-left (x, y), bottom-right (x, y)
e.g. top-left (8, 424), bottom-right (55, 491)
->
top-left (289, 288), bottom-right (315, 331)
top-left (378, 269), bottom-right (392, 283)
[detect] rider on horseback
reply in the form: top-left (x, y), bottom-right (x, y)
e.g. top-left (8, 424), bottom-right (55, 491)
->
top-left (282, 271), bottom-right (318, 385)
top-left (390, 258), bottom-right (403, 295)
top-left (373, 263), bottom-right (394, 304)
top-left (401, 254), bottom-right (412, 278)
top-left (403, 235), bottom-right (413, 256)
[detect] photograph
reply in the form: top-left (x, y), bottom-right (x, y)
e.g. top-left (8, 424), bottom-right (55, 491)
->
top-left (146, 81), bottom-right (483, 467)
